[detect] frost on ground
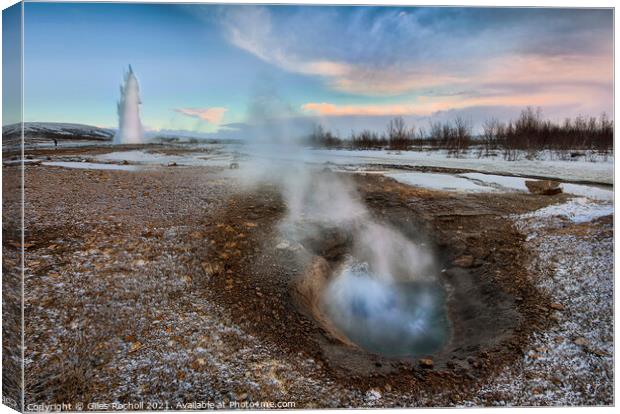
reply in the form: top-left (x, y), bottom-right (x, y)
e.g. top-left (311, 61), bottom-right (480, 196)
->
top-left (21, 167), bottom-right (360, 408)
top-left (520, 197), bottom-right (614, 224)
top-left (16, 144), bottom-right (614, 408)
top-left (463, 209), bottom-right (613, 406)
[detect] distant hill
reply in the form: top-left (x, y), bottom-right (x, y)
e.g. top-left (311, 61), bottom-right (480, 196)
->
top-left (2, 122), bottom-right (114, 147)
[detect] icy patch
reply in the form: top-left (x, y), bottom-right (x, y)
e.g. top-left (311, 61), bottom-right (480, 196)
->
top-left (386, 172), bottom-right (491, 192)
top-left (561, 183), bottom-right (613, 202)
top-left (96, 150), bottom-right (233, 167)
top-left (521, 198), bottom-right (613, 223)
top-left (459, 173), bottom-right (528, 192)
top-left (42, 161), bottom-right (140, 171)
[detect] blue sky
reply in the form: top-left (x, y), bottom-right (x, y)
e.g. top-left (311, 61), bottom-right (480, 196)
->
top-left (2, 2), bottom-right (21, 126)
top-left (12, 2), bottom-right (614, 136)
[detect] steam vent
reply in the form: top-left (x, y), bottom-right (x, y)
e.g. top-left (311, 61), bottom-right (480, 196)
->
top-left (114, 64), bottom-right (144, 144)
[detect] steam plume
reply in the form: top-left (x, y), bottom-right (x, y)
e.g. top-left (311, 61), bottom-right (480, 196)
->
top-left (231, 83), bottom-right (443, 355)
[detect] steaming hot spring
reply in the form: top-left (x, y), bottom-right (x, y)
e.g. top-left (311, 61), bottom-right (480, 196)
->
top-left (323, 260), bottom-right (448, 357)
top-left (294, 220), bottom-right (450, 359)
top-left (204, 165), bottom-right (544, 390)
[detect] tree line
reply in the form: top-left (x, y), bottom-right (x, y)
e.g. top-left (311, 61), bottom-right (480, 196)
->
top-left (305, 107), bottom-right (613, 157)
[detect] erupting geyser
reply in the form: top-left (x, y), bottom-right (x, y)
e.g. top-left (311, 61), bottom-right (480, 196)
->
top-left (114, 65), bottom-right (144, 144)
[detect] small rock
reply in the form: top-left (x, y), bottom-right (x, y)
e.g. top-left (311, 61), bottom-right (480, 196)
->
top-left (588, 348), bottom-right (609, 357)
top-left (276, 241), bottom-right (290, 250)
top-left (453, 255), bottom-right (475, 268)
top-left (574, 337), bottom-right (589, 347)
top-left (525, 180), bottom-right (562, 195)
top-left (550, 376), bottom-right (563, 386)
top-left (419, 358), bottom-right (434, 369)
top-left (549, 302), bottom-right (565, 311)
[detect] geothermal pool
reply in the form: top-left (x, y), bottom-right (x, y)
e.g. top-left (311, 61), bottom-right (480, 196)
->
top-left (322, 260), bottom-right (449, 357)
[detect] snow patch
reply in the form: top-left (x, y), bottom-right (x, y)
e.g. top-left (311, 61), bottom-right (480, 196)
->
top-left (521, 198), bottom-right (613, 223)
top-left (386, 172), bottom-right (491, 192)
top-left (302, 148), bottom-right (612, 185)
top-left (42, 161), bottom-right (140, 171)
top-left (561, 183), bottom-right (613, 202)
top-left (96, 150), bottom-right (233, 167)
top-left (459, 173), bottom-right (528, 192)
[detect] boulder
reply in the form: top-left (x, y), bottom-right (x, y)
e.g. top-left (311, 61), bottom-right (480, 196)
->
top-left (525, 180), bottom-right (562, 195)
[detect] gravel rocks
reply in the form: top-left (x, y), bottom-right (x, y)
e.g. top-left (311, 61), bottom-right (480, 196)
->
top-left (463, 215), bottom-right (613, 406)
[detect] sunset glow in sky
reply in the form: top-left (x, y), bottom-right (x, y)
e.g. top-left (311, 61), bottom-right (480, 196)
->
top-left (16, 3), bottom-right (614, 137)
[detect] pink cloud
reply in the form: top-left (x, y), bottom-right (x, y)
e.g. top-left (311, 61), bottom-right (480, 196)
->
top-left (302, 84), bottom-right (610, 118)
top-left (174, 107), bottom-right (228, 124)
top-left (302, 51), bottom-right (613, 118)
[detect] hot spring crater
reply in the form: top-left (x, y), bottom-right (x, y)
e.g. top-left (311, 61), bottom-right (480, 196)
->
top-left (202, 172), bottom-right (554, 391)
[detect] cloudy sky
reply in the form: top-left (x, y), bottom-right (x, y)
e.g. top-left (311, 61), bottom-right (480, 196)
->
top-left (16, 3), bottom-right (614, 136)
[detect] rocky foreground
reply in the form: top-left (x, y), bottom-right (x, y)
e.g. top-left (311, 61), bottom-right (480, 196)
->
top-left (2, 145), bottom-right (613, 409)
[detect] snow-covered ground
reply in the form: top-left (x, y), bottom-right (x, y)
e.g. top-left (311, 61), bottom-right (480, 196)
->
top-left (459, 173), bottom-right (614, 202)
top-left (90, 146), bottom-right (613, 226)
top-left (95, 149), bottom-right (234, 167)
top-left (386, 172), bottom-right (492, 192)
top-left (387, 171), bottom-right (612, 200)
top-left (236, 147), bottom-right (613, 185)
top-left (91, 144), bottom-right (612, 185)
top-left (519, 198), bottom-right (614, 224)
top-left (42, 161), bottom-right (141, 171)
top-left (460, 172), bottom-right (529, 191)
top-left (384, 168), bottom-right (613, 225)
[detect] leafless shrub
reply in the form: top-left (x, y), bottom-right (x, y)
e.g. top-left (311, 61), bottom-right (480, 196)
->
top-left (307, 107), bottom-right (613, 158)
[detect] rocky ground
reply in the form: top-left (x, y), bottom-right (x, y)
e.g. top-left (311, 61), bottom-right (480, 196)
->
top-left (2, 144), bottom-right (614, 409)
top-left (464, 214), bottom-right (613, 406)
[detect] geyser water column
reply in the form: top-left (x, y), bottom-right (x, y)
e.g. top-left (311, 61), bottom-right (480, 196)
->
top-left (114, 65), bottom-right (144, 144)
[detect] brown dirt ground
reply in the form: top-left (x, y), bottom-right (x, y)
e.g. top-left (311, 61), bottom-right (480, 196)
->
top-left (2, 146), bottom-right (609, 408)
